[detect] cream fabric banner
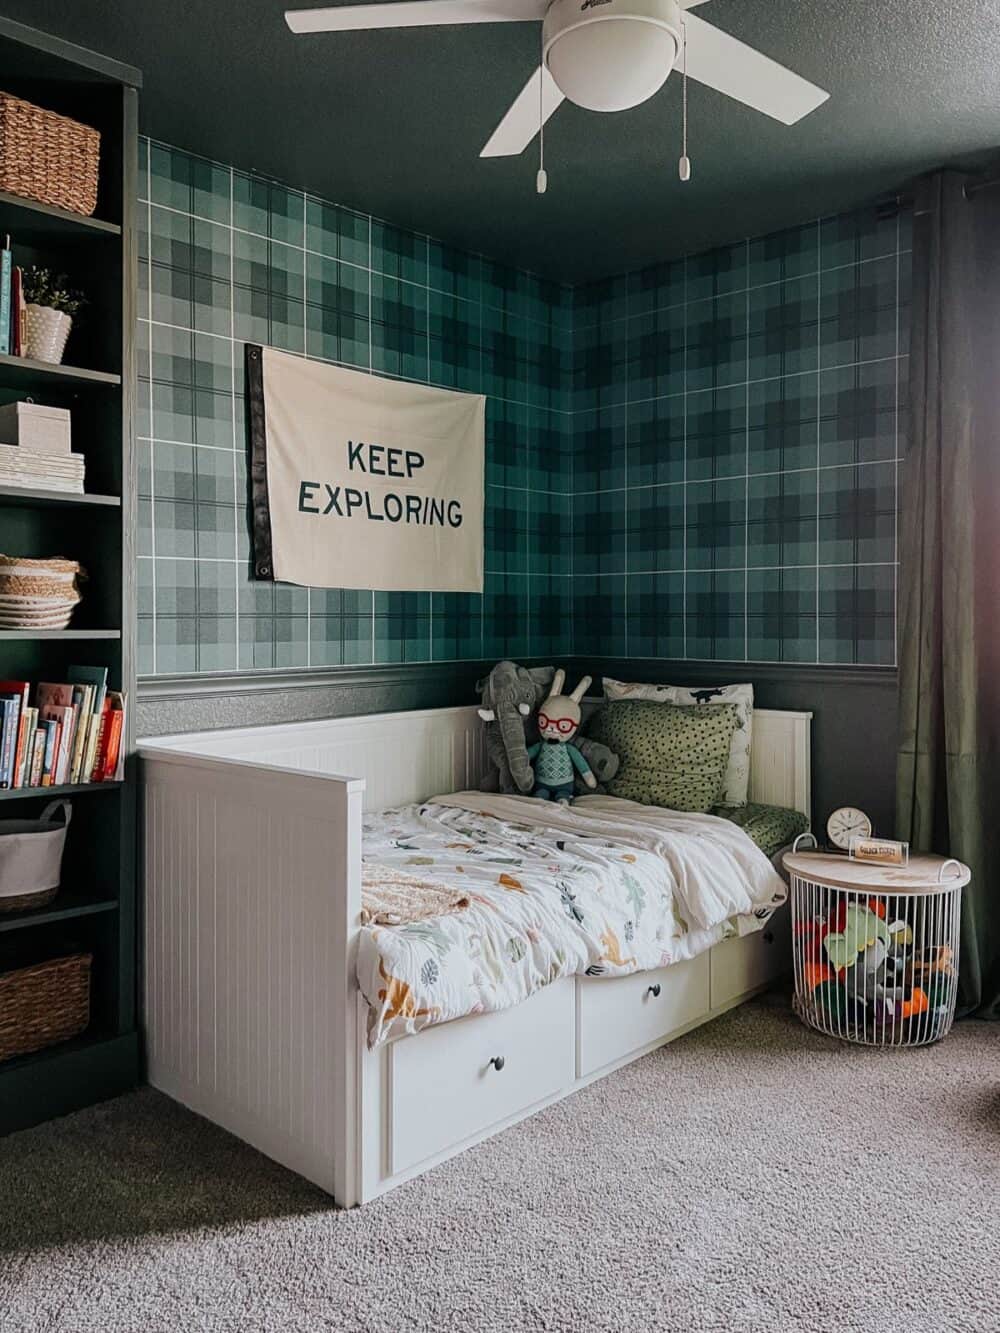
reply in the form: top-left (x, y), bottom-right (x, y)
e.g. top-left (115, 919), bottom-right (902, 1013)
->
top-left (248, 346), bottom-right (485, 592)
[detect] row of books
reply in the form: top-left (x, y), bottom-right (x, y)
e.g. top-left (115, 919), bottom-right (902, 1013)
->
top-left (1, 234), bottom-right (28, 358)
top-left (0, 666), bottom-right (126, 789)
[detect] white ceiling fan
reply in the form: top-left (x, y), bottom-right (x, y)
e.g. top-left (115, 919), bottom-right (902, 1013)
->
top-left (284, 0), bottom-right (829, 161)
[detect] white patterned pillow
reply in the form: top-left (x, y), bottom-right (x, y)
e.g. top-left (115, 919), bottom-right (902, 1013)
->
top-left (602, 678), bottom-right (754, 807)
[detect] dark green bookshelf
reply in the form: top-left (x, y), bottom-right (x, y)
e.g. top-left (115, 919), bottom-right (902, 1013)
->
top-left (0, 18), bottom-right (141, 1136)
top-left (0, 1030), bottom-right (139, 1129)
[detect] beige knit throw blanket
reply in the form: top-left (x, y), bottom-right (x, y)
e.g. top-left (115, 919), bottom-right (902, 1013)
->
top-left (360, 862), bottom-right (470, 926)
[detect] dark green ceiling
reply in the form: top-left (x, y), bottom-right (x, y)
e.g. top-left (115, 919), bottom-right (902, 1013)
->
top-left (7, 0), bottom-right (1000, 279)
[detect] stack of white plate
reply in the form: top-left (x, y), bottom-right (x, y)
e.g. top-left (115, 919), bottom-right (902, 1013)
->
top-left (0, 557), bottom-right (84, 629)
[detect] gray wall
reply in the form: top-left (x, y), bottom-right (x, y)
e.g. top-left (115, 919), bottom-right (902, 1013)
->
top-left (137, 663), bottom-right (487, 736)
top-left (580, 659), bottom-right (898, 837)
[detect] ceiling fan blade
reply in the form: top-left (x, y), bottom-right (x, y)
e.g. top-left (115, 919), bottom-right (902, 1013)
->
top-left (680, 12), bottom-right (829, 125)
top-left (480, 65), bottom-right (565, 158)
top-left (286, 0), bottom-right (546, 33)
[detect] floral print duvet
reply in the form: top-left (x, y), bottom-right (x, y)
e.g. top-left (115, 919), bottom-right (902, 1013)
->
top-left (357, 792), bottom-right (789, 1047)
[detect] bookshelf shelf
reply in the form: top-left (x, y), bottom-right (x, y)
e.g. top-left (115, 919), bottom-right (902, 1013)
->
top-left (0, 629), bottom-right (121, 641)
top-left (0, 780), bottom-right (122, 802)
top-left (0, 889), bottom-right (118, 934)
top-left (0, 1026), bottom-right (130, 1079)
top-left (0, 189), bottom-right (121, 244)
top-left (0, 485), bottom-right (120, 508)
top-left (0, 16), bottom-right (140, 1138)
top-left (0, 1026), bottom-right (141, 1132)
top-left (0, 354), bottom-right (121, 392)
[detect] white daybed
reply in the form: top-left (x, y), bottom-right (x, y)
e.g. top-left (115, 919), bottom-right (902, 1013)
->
top-left (139, 703), bottom-right (811, 1206)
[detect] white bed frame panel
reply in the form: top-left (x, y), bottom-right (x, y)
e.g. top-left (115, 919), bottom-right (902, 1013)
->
top-left (140, 704), bottom-right (811, 1205)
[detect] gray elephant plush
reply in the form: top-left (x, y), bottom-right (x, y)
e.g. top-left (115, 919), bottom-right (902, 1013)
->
top-left (477, 662), bottom-right (555, 795)
top-left (476, 661), bottom-right (619, 796)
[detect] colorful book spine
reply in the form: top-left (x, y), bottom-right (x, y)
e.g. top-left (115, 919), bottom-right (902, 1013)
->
top-left (0, 680), bottom-right (31, 787)
top-left (95, 692), bottom-right (126, 782)
top-left (113, 692), bottom-right (127, 781)
top-left (29, 728), bottom-right (45, 787)
top-left (83, 710), bottom-right (100, 783)
top-left (0, 235), bottom-right (10, 357)
top-left (0, 696), bottom-right (17, 787)
top-left (108, 708), bottom-right (123, 779)
top-left (62, 707), bottom-right (79, 784)
top-left (40, 704), bottom-right (76, 785)
top-left (38, 718), bottom-right (59, 787)
top-left (69, 685), bottom-right (92, 784)
top-left (12, 706), bottom-right (28, 787)
top-left (88, 699), bottom-right (110, 782)
top-left (68, 666), bottom-right (108, 784)
top-left (11, 265), bottom-right (23, 357)
top-left (99, 707), bottom-right (123, 782)
top-left (17, 707), bottom-right (37, 786)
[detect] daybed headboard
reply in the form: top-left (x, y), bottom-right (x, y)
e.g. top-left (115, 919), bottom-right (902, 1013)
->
top-left (140, 704), bottom-right (812, 820)
top-left (746, 708), bottom-right (812, 818)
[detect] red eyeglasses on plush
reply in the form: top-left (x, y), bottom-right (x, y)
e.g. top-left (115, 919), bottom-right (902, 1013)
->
top-left (538, 713), bottom-right (576, 734)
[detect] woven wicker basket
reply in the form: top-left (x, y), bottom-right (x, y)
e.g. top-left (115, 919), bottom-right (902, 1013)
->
top-left (0, 92), bottom-right (100, 217)
top-left (0, 555), bottom-right (84, 629)
top-left (0, 952), bottom-right (91, 1063)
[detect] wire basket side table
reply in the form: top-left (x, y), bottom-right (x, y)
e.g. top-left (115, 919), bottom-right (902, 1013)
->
top-left (783, 839), bottom-right (970, 1047)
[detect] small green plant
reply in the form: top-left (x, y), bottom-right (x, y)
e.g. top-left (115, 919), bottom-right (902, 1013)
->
top-left (22, 267), bottom-right (87, 319)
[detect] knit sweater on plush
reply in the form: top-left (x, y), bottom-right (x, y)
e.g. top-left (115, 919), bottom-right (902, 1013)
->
top-left (528, 740), bottom-right (590, 787)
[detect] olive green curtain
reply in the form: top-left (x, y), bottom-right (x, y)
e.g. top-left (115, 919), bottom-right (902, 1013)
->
top-left (897, 170), bottom-right (1000, 1017)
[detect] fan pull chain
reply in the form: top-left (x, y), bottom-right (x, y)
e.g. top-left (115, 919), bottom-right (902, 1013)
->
top-left (678, 17), bottom-right (691, 182)
top-left (537, 52), bottom-right (548, 194)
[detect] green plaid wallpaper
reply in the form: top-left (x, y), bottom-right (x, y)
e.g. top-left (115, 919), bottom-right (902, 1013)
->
top-left (572, 208), bottom-right (909, 666)
top-left (138, 138), bottom-right (574, 674)
top-left (138, 137), bottom-right (906, 676)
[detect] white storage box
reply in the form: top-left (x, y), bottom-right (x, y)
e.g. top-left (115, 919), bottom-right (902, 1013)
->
top-left (0, 401), bottom-right (71, 455)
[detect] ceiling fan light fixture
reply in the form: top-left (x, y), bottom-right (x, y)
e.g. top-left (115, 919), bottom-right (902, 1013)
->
top-left (542, 0), bottom-right (681, 113)
top-left (286, 0), bottom-right (832, 161)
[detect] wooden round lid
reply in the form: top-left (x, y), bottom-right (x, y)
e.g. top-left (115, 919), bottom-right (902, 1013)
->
top-left (781, 850), bottom-right (970, 893)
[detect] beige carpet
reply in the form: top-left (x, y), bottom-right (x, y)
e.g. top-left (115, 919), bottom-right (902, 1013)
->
top-left (2, 994), bottom-right (999, 1333)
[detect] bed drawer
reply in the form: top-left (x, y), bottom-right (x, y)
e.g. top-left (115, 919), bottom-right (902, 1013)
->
top-left (710, 914), bottom-right (790, 1010)
top-left (388, 977), bottom-right (575, 1175)
top-left (577, 952), bottom-right (710, 1078)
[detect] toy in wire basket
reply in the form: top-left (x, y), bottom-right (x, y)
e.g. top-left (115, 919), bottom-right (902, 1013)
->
top-left (0, 556), bottom-right (86, 630)
top-left (784, 834), bottom-right (970, 1048)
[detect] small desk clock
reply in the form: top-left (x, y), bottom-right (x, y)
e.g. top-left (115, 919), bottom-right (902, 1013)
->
top-left (826, 805), bottom-right (872, 852)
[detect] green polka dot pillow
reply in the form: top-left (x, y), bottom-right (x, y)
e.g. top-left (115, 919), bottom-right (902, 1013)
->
top-left (603, 677), bottom-right (754, 807)
top-left (586, 700), bottom-right (740, 813)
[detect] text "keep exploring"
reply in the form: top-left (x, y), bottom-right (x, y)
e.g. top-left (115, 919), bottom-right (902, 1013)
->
top-left (297, 440), bottom-right (464, 528)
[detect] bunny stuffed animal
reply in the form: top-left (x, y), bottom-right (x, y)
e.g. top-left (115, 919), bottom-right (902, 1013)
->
top-left (525, 670), bottom-right (597, 805)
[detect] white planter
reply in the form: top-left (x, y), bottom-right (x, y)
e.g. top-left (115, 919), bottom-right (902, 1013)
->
top-left (23, 304), bottom-right (72, 365)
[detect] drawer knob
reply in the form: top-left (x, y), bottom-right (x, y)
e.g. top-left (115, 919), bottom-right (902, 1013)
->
top-left (489, 1055), bottom-right (506, 1072)
top-left (646, 983), bottom-right (661, 999)
top-left (762, 930), bottom-right (774, 944)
